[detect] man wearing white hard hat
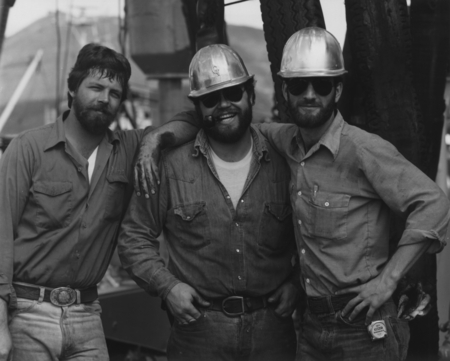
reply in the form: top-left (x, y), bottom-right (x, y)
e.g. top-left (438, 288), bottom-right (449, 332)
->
top-left (138, 27), bottom-right (450, 361)
top-left (118, 44), bottom-right (299, 360)
top-left (257, 27), bottom-right (449, 361)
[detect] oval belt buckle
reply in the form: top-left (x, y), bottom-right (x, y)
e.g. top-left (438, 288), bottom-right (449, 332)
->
top-left (50, 287), bottom-right (77, 306)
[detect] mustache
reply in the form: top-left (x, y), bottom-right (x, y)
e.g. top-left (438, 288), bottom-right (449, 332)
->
top-left (88, 104), bottom-right (112, 115)
top-left (203, 110), bottom-right (239, 128)
top-left (296, 100), bottom-right (322, 107)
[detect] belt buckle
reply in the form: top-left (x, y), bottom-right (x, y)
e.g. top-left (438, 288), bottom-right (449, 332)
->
top-left (50, 287), bottom-right (77, 306)
top-left (222, 296), bottom-right (245, 317)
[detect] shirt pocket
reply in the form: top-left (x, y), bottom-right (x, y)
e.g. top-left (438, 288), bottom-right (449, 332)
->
top-left (259, 202), bottom-right (294, 252)
top-left (309, 192), bottom-right (350, 240)
top-left (172, 202), bottom-right (211, 250)
top-left (103, 172), bottom-right (129, 222)
top-left (34, 181), bottom-right (72, 229)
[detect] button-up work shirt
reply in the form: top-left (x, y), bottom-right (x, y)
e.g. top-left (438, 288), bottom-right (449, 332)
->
top-left (258, 112), bottom-right (450, 297)
top-left (0, 113), bottom-right (146, 304)
top-left (118, 126), bottom-right (297, 300)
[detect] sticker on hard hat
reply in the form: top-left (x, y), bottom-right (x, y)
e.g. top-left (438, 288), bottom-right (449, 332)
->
top-left (368, 320), bottom-right (387, 341)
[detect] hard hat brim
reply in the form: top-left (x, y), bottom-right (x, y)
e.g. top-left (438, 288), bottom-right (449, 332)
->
top-left (188, 75), bottom-right (254, 98)
top-left (278, 69), bottom-right (348, 78)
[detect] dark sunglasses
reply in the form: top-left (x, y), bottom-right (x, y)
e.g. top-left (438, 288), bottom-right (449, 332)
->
top-left (199, 86), bottom-right (244, 108)
top-left (286, 78), bottom-right (334, 97)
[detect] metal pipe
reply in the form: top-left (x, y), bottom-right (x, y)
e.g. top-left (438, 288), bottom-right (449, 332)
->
top-left (0, 49), bottom-right (44, 133)
top-left (224, 0), bottom-right (249, 6)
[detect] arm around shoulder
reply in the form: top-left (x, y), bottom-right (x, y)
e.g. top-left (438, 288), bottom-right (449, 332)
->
top-left (134, 110), bottom-right (201, 197)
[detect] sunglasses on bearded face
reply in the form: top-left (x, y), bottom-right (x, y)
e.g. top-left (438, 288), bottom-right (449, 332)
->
top-left (286, 78), bottom-right (334, 97)
top-left (199, 86), bottom-right (245, 108)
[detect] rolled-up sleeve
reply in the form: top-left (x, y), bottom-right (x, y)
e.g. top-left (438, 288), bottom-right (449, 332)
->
top-left (0, 136), bottom-right (34, 305)
top-left (359, 136), bottom-right (450, 253)
top-left (118, 161), bottom-right (180, 299)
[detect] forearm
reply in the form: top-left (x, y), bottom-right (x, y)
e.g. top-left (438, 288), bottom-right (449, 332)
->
top-left (142, 110), bottom-right (201, 150)
top-left (118, 193), bottom-right (179, 298)
top-left (0, 139), bottom-right (32, 305)
top-left (379, 239), bottom-right (432, 288)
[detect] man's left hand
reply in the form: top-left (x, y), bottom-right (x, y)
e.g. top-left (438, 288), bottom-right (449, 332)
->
top-left (268, 282), bottom-right (299, 318)
top-left (335, 274), bottom-right (397, 325)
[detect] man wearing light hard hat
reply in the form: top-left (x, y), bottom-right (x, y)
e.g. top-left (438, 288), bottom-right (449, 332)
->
top-left (255, 27), bottom-right (449, 361)
top-left (118, 44), bottom-right (299, 360)
top-left (139, 27), bottom-right (450, 361)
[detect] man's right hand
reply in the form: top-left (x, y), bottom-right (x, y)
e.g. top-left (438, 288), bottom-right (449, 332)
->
top-left (165, 283), bottom-right (210, 324)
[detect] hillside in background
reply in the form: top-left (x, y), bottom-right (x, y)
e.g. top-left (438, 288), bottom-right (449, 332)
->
top-left (0, 15), bottom-right (274, 136)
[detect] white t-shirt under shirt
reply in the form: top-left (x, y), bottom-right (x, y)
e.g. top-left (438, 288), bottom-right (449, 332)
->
top-left (87, 146), bottom-right (98, 183)
top-left (209, 140), bottom-right (253, 209)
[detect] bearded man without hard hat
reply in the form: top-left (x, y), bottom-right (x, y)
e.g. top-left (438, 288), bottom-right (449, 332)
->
top-left (138, 27), bottom-right (450, 361)
top-left (118, 44), bottom-right (299, 361)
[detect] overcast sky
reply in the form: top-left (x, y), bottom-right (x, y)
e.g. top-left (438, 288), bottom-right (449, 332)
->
top-left (5, 0), bottom-right (346, 46)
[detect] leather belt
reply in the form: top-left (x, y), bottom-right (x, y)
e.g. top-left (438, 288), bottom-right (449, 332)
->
top-left (14, 283), bottom-right (98, 307)
top-left (208, 295), bottom-right (269, 317)
top-left (307, 293), bottom-right (356, 314)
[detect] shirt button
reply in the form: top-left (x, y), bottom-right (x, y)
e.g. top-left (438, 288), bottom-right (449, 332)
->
top-left (186, 216), bottom-right (191, 220)
top-left (301, 249), bottom-right (305, 254)
top-left (241, 199), bottom-right (244, 203)
top-left (227, 195), bottom-right (230, 199)
top-left (301, 162), bottom-right (305, 167)
top-left (77, 167), bottom-right (82, 172)
top-left (306, 278), bottom-right (310, 284)
top-left (298, 220), bottom-right (302, 225)
top-left (238, 276), bottom-right (242, 280)
top-left (325, 202), bottom-right (330, 207)
top-left (235, 223), bottom-right (239, 227)
top-left (297, 191), bottom-right (302, 196)
top-left (236, 249), bottom-right (240, 253)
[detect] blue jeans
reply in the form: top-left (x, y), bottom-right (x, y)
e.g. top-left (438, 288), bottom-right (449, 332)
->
top-left (167, 307), bottom-right (296, 361)
top-left (297, 300), bottom-right (409, 361)
top-left (9, 298), bottom-right (108, 361)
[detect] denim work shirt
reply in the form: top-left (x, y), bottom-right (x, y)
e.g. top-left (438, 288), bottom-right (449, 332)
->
top-left (118, 126), bottom-right (297, 300)
top-left (0, 112), bottom-right (146, 305)
top-left (257, 112), bottom-right (450, 297)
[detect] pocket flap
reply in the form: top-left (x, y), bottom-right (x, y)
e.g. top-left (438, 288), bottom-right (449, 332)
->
top-left (106, 172), bottom-right (129, 184)
top-left (265, 203), bottom-right (292, 221)
top-left (311, 192), bottom-right (350, 208)
top-left (34, 182), bottom-right (72, 197)
top-left (174, 202), bottom-right (206, 222)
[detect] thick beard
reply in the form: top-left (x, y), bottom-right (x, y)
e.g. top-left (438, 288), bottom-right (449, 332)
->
top-left (72, 96), bottom-right (116, 136)
top-left (203, 102), bottom-right (252, 144)
top-left (287, 93), bottom-right (335, 129)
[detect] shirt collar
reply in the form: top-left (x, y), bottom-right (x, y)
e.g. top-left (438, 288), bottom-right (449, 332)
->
top-left (44, 110), bottom-right (121, 152)
top-left (317, 111), bottom-right (344, 159)
top-left (44, 111), bottom-right (68, 151)
top-left (291, 110), bottom-right (344, 160)
top-left (192, 124), bottom-right (270, 161)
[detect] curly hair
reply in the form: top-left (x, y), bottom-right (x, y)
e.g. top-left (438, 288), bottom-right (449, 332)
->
top-left (67, 43), bottom-right (131, 108)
